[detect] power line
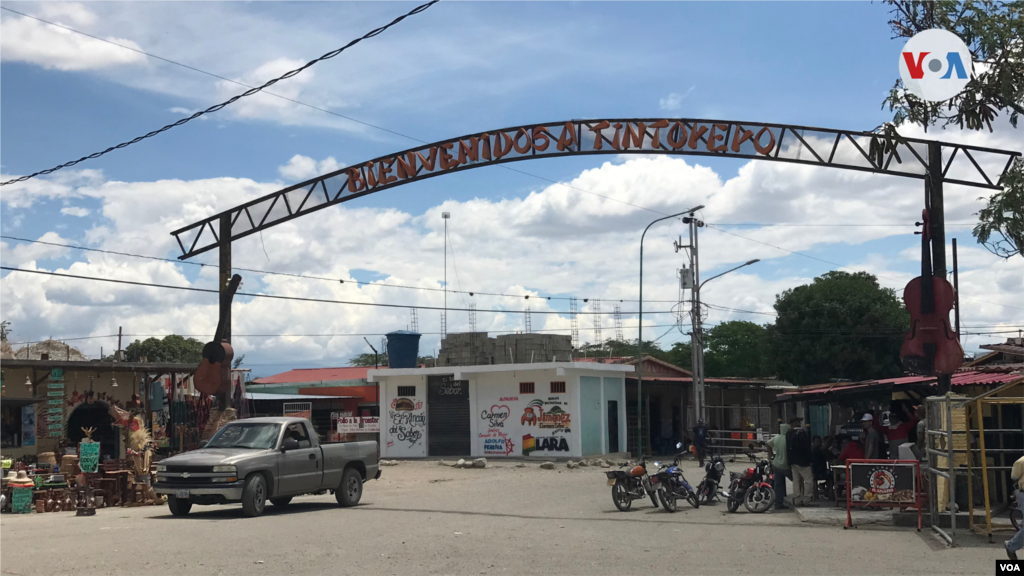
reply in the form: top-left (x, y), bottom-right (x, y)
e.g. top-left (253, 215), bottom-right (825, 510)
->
top-left (708, 222), bottom-right (976, 227)
top-left (0, 266), bottom-right (684, 315)
top-left (0, 6), bottom-right (419, 144)
top-left (0, 235), bottom-right (682, 303)
top-left (0, 0), bottom-right (440, 186)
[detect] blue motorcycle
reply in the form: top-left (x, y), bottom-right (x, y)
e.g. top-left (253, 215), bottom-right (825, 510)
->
top-left (651, 444), bottom-right (700, 512)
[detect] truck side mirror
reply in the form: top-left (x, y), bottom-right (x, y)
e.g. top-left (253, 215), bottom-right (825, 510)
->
top-left (282, 439), bottom-right (300, 452)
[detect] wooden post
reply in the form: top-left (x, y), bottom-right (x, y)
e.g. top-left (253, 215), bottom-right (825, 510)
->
top-left (976, 399), bottom-right (992, 542)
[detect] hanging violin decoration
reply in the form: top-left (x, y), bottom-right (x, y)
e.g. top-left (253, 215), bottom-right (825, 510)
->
top-left (900, 209), bottom-right (963, 375)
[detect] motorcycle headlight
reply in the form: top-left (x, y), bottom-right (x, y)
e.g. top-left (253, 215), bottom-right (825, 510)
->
top-left (715, 462), bottom-right (725, 472)
top-left (653, 461), bottom-right (660, 468)
top-left (212, 465), bottom-right (237, 473)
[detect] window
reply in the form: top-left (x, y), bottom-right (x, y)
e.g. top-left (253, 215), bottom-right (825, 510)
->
top-left (519, 382), bottom-right (535, 394)
top-left (397, 386), bottom-right (416, 397)
top-left (286, 423), bottom-right (312, 449)
top-left (550, 381), bottom-right (566, 394)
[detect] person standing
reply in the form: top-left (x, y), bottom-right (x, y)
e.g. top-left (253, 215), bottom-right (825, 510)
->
top-left (787, 417), bottom-right (813, 506)
top-left (861, 413), bottom-right (882, 460)
top-left (693, 419), bottom-right (709, 467)
top-left (1006, 454), bottom-right (1024, 560)
top-left (766, 422), bottom-right (790, 510)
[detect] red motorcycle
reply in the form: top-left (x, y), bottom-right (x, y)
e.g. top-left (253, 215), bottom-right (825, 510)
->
top-left (721, 452), bottom-right (774, 513)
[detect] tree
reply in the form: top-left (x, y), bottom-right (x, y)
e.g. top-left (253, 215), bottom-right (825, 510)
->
top-left (232, 354), bottom-right (246, 369)
top-left (881, 1), bottom-right (1024, 259)
top-left (883, 1), bottom-right (1023, 130)
top-left (577, 338), bottom-right (672, 363)
top-left (768, 271), bottom-right (911, 386)
top-left (0, 320), bottom-right (9, 342)
top-left (124, 335), bottom-right (205, 364)
top-left (347, 353), bottom-right (436, 367)
top-left (703, 321), bottom-right (769, 378)
top-left (666, 341), bottom-right (693, 371)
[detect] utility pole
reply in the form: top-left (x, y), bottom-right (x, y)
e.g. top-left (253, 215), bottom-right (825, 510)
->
top-left (442, 212), bottom-right (450, 339)
top-left (569, 297), bottom-right (579, 354)
top-left (679, 213), bottom-right (706, 424)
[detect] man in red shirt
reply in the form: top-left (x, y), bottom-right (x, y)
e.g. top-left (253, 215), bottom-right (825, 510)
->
top-left (836, 438), bottom-right (865, 464)
top-left (881, 405), bottom-right (918, 458)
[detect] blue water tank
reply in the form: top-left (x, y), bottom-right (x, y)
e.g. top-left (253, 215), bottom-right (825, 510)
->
top-left (386, 331), bottom-right (421, 368)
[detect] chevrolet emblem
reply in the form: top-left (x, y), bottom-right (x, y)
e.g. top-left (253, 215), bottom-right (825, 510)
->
top-left (181, 472), bottom-right (191, 479)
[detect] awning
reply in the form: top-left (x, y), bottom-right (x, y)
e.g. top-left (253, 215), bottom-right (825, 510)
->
top-left (774, 371), bottom-right (1024, 403)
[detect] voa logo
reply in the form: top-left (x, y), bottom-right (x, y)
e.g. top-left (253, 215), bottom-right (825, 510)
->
top-left (899, 29), bottom-right (973, 102)
top-left (997, 560), bottom-right (1023, 574)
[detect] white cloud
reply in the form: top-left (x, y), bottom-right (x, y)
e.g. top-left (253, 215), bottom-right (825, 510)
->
top-left (659, 86), bottom-right (695, 111)
top-left (0, 8), bottom-right (146, 71)
top-left (168, 107), bottom-right (208, 121)
top-left (60, 206), bottom-right (91, 217)
top-left (3, 124), bottom-right (1022, 368)
top-left (278, 155), bottom-right (345, 181)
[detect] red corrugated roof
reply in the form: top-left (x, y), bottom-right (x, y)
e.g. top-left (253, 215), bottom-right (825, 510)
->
top-left (254, 366), bottom-right (373, 385)
top-left (627, 375), bottom-right (770, 385)
top-left (776, 371), bottom-right (1023, 401)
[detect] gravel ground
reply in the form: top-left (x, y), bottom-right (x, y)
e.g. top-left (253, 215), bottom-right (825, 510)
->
top-left (0, 458), bottom-right (1005, 575)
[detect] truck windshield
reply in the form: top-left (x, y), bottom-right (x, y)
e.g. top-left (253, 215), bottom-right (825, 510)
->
top-left (206, 423), bottom-right (282, 450)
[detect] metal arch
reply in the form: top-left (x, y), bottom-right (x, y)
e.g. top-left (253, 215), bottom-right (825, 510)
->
top-left (170, 118), bottom-right (1021, 259)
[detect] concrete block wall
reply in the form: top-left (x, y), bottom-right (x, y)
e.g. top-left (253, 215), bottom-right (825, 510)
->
top-left (440, 333), bottom-right (573, 366)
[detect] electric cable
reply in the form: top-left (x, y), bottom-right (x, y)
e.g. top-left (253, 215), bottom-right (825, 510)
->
top-left (0, 0), bottom-right (440, 186)
top-left (0, 266), bottom-right (687, 315)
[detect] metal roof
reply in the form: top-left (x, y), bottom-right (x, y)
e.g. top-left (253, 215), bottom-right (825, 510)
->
top-left (0, 358), bottom-right (198, 372)
top-left (775, 371), bottom-right (1024, 402)
top-left (253, 366), bottom-right (373, 385)
top-left (246, 392), bottom-right (358, 401)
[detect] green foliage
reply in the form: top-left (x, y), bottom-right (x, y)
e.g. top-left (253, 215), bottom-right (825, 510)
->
top-left (973, 158), bottom-right (1024, 258)
top-left (578, 338), bottom-right (671, 363)
top-left (882, 0), bottom-right (1023, 131)
top-left (703, 321), bottom-right (769, 378)
top-left (124, 335), bottom-right (205, 364)
top-left (0, 320), bottom-right (9, 342)
top-left (347, 353), bottom-right (436, 367)
top-left (666, 341), bottom-right (693, 371)
top-left (881, 1), bottom-right (1024, 260)
top-left (768, 271), bottom-right (911, 386)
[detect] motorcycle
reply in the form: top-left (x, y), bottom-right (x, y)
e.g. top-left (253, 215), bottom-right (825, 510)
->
top-left (652, 444), bottom-right (700, 513)
top-left (696, 454), bottom-right (726, 504)
top-left (605, 456), bottom-right (659, 512)
top-left (721, 451), bottom-right (774, 513)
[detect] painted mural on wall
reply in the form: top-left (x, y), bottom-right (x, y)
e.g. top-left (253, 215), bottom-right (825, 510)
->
top-left (387, 396), bottom-right (425, 454)
top-left (477, 388), bottom-right (575, 457)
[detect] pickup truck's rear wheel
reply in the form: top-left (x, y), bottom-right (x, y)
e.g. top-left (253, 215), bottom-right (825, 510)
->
top-left (241, 473), bottom-right (267, 517)
top-left (270, 497), bottom-right (292, 507)
top-left (336, 468), bottom-right (362, 507)
top-left (167, 496), bottom-right (192, 517)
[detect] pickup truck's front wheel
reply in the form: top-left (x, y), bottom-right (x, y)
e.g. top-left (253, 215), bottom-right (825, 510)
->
top-left (241, 473), bottom-right (267, 517)
top-left (336, 468), bottom-right (362, 507)
top-left (167, 496), bottom-right (192, 517)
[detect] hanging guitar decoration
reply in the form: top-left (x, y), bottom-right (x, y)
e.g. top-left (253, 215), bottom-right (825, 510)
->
top-left (195, 274), bottom-right (242, 395)
top-left (900, 209), bottom-right (963, 375)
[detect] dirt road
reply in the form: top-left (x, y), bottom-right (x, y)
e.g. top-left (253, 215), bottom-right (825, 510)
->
top-left (0, 459), bottom-right (1002, 575)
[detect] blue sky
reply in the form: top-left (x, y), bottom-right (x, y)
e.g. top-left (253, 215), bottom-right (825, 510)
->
top-left (1, 2), bottom-right (1021, 376)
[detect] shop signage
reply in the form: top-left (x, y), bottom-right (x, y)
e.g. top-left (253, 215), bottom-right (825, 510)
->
top-left (11, 487), bottom-right (33, 514)
top-left (47, 399), bottom-right (63, 405)
top-left (47, 391), bottom-right (64, 397)
top-left (849, 462), bottom-right (916, 503)
top-left (79, 442), bottom-right (100, 473)
top-left (50, 368), bottom-right (63, 379)
top-left (48, 382), bottom-right (65, 389)
top-left (48, 407), bottom-right (63, 414)
top-left (337, 416), bottom-right (381, 434)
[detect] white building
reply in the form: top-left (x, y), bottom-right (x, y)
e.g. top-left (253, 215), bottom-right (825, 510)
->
top-left (368, 362), bottom-right (634, 459)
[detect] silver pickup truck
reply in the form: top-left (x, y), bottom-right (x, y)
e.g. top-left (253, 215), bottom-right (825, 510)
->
top-left (153, 416), bottom-right (379, 517)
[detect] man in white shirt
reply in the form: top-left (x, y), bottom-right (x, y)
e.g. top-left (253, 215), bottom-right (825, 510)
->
top-left (1006, 455), bottom-right (1023, 560)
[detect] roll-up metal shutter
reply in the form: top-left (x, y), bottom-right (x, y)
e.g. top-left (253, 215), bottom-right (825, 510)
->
top-left (427, 375), bottom-right (470, 456)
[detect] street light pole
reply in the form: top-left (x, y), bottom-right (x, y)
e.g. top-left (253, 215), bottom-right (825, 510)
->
top-left (637, 204), bottom-right (703, 457)
top-left (692, 257), bottom-right (760, 424)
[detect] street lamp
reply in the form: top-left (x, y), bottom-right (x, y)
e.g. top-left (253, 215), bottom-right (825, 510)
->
top-left (637, 204), bottom-right (703, 457)
top-left (692, 258), bottom-right (760, 423)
